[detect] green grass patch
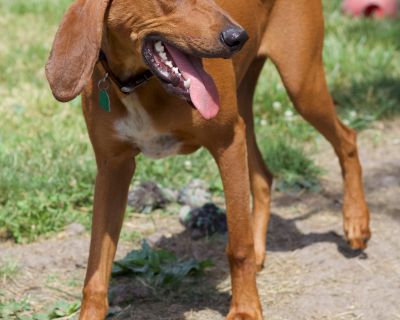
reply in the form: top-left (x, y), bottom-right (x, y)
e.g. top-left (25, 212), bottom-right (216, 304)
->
top-left (263, 136), bottom-right (323, 192)
top-left (0, 0), bottom-right (70, 22)
top-left (35, 300), bottom-right (81, 320)
top-left (0, 297), bottom-right (80, 320)
top-left (1, 0), bottom-right (400, 241)
top-left (0, 261), bottom-right (19, 283)
top-left (120, 230), bottom-right (145, 242)
top-left (0, 297), bottom-right (32, 320)
top-left (323, 1), bottom-right (400, 129)
top-left (0, 102), bottom-right (95, 242)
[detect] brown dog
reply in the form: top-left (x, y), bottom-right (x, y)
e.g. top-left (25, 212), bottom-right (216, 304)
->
top-left (46, 0), bottom-right (371, 318)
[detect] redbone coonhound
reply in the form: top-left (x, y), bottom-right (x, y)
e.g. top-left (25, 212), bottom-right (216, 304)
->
top-left (46, 0), bottom-right (371, 318)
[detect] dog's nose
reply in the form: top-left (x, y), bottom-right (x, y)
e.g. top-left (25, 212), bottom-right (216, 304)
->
top-left (220, 26), bottom-right (249, 52)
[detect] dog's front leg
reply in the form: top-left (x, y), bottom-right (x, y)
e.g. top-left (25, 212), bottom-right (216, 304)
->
top-left (80, 152), bottom-right (135, 320)
top-left (208, 119), bottom-right (263, 320)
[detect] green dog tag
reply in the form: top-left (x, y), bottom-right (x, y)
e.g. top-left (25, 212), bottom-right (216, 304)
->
top-left (99, 89), bottom-right (111, 112)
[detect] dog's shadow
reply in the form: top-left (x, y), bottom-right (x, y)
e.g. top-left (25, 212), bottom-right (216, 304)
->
top-left (266, 211), bottom-right (367, 259)
top-left (108, 229), bottom-right (231, 319)
top-left (108, 204), bottom-right (363, 319)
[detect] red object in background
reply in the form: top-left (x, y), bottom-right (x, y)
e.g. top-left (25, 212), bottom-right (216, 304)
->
top-left (343, 0), bottom-right (398, 18)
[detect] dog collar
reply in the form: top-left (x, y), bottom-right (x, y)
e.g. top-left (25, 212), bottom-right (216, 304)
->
top-left (98, 51), bottom-right (154, 95)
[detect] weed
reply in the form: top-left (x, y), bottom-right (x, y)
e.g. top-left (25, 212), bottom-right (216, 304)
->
top-left (33, 300), bottom-right (81, 320)
top-left (112, 241), bottom-right (213, 289)
top-left (0, 297), bottom-right (81, 320)
top-left (120, 230), bottom-right (144, 242)
top-left (0, 297), bottom-right (31, 320)
top-left (0, 260), bottom-right (19, 283)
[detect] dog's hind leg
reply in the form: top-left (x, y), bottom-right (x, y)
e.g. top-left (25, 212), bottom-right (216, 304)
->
top-left (80, 150), bottom-right (135, 320)
top-left (263, 0), bottom-right (371, 249)
top-left (238, 56), bottom-right (273, 270)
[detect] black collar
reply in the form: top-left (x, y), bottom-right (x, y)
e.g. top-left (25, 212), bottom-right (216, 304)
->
top-left (98, 51), bottom-right (154, 94)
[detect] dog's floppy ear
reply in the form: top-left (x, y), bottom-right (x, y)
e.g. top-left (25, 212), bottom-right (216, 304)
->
top-left (46, 0), bottom-right (111, 102)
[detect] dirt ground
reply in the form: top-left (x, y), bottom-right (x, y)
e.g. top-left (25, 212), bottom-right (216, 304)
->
top-left (1, 119), bottom-right (399, 320)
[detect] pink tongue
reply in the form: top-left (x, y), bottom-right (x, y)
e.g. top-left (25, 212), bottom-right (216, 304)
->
top-left (165, 44), bottom-right (220, 120)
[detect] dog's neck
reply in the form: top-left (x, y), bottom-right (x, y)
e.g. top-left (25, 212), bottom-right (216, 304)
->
top-left (97, 28), bottom-right (155, 96)
top-left (101, 28), bottom-right (149, 83)
top-left (98, 50), bottom-right (153, 94)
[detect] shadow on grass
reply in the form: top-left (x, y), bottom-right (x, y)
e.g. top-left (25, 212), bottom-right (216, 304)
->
top-left (332, 76), bottom-right (400, 129)
top-left (341, 19), bottom-right (400, 50)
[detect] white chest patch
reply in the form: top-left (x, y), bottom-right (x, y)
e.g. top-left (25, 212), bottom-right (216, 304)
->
top-left (114, 94), bottom-right (182, 159)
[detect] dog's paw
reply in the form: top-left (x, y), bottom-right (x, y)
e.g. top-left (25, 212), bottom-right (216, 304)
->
top-left (80, 290), bottom-right (108, 320)
top-left (344, 215), bottom-right (371, 250)
top-left (79, 305), bottom-right (108, 320)
top-left (255, 254), bottom-right (265, 273)
top-left (226, 305), bottom-right (263, 320)
top-left (254, 244), bottom-right (266, 273)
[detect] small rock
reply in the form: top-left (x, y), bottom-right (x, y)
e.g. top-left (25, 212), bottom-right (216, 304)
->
top-left (179, 205), bottom-right (192, 224)
top-left (128, 181), bottom-right (168, 213)
top-left (178, 179), bottom-right (212, 208)
top-left (64, 223), bottom-right (85, 237)
top-left (161, 187), bottom-right (179, 203)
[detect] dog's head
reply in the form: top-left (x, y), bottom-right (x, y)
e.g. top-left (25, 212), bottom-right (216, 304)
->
top-left (46, 0), bottom-right (248, 119)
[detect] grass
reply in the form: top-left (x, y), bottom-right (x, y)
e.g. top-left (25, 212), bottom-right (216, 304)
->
top-left (0, 297), bottom-right (80, 320)
top-left (0, 0), bottom-right (95, 242)
top-left (0, 0), bottom-right (399, 242)
top-left (262, 136), bottom-right (323, 192)
top-left (0, 297), bottom-right (32, 320)
top-left (0, 260), bottom-right (19, 283)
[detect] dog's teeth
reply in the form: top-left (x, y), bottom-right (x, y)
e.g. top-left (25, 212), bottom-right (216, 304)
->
top-left (155, 41), bottom-right (164, 53)
top-left (172, 67), bottom-right (179, 74)
top-left (159, 52), bottom-right (168, 61)
top-left (184, 78), bottom-right (191, 89)
top-left (165, 60), bottom-right (173, 68)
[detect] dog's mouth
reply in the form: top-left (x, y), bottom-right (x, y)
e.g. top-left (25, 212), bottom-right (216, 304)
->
top-left (142, 39), bottom-right (220, 120)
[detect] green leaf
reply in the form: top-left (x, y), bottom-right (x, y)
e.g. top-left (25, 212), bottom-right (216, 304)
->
top-left (47, 300), bottom-right (80, 319)
top-left (32, 313), bottom-right (50, 320)
top-left (112, 241), bottom-right (213, 288)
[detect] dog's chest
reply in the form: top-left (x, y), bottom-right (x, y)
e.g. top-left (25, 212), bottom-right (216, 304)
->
top-left (114, 94), bottom-right (182, 159)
